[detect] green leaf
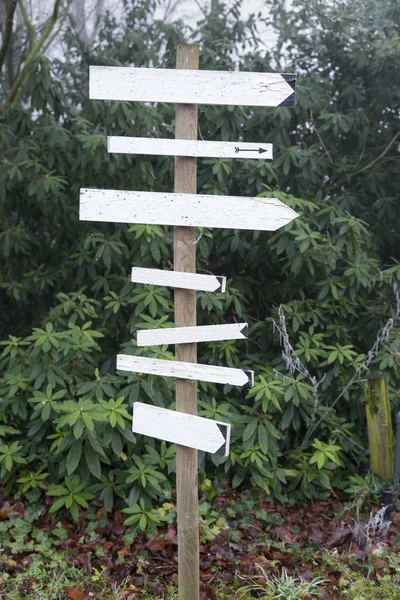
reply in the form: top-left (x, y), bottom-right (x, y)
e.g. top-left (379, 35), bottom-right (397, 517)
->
top-left (66, 439), bottom-right (82, 475)
top-left (84, 443), bottom-right (101, 479)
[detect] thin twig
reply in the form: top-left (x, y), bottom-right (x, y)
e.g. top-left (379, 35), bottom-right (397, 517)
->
top-left (354, 121), bottom-right (370, 169)
top-left (354, 130), bottom-right (400, 175)
top-left (299, 280), bottom-right (400, 450)
top-left (309, 109), bottom-right (334, 165)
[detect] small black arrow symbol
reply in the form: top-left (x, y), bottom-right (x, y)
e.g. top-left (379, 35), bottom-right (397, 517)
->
top-left (234, 146), bottom-right (267, 154)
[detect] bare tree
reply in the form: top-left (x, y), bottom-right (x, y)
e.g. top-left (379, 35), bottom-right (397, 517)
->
top-left (1, 0), bottom-right (70, 105)
top-left (70, 0), bottom-right (104, 44)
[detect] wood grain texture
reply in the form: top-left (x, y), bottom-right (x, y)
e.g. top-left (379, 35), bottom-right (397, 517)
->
top-left (132, 403), bottom-right (230, 456)
top-left (137, 323), bottom-right (248, 346)
top-left (116, 354), bottom-right (254, 388)
top-left (90, 65), bottom-right (296, 107)
top-left (131, 267), bottom-right (226, 293)
top-left (174, 44), bottom-right (199, 600)
top-left (79, 189), bottom-right (299, 231)
top-left (108, 136), bottom-right (273, 160)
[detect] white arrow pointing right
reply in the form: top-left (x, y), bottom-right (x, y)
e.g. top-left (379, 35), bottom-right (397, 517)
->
top-left (117, 355), bottom-right (254, 388)
top-left (131, 267), bottom-right (226, 293)
top-left (133, 402), bottom-right (231, 456)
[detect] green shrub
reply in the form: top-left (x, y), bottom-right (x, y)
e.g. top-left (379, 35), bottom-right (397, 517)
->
top-left (1, 0), bottom-right (400, 516)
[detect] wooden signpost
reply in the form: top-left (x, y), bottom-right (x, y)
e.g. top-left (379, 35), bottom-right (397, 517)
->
top-left (79, 45), bottom-right (297, 600)
top-left (133, 403), bottom-right (231, 456)
top-left (108, 136), bottom-right (273, 160)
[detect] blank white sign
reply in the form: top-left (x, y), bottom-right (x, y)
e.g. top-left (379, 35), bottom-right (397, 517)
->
top-left (131, 268), bottom-right (226, 293)
top-left (80, 189), bottom-right (298, 232)
top-left (117, 354), bottom-right (254, 388)
top-left (90, 66), bottom-right (296, 107)
top-left (137, 323), bottom-right (248, 346)
top-left (133, 402), bottom-right (230, 456)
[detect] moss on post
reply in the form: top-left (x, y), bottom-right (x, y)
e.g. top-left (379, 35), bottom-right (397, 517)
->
top-left (365, 372), bottom-right (394, 485)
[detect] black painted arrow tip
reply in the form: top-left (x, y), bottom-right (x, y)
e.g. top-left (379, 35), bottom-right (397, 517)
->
top-left (278, 92), bottom-right (296, 107)
top-left (216, 276), bottom-right (226, 293)
top-left (259, 148), bottom-right (267, 154)
top-left (281, 73), bottom-right (297, 91)
top-left (240, 324), bottom-right (249, 338)
top-left (244, 370), bottom-right (254, 389)
top-left (216, 423), bottom-right (228, 456)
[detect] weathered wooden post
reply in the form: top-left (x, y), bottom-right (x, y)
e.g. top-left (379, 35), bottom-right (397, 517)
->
top-left (365, 372), bottom-right (394, 485)
top-left (174, 44), bottom-right (200, 600)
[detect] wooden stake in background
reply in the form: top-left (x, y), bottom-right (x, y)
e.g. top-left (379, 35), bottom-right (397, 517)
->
top-left (174, 44), bottom-right (200, 600)
top-left (365, 371), bottom-right (394, 486)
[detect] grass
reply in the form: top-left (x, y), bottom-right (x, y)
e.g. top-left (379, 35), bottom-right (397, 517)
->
top-left (237, 567), bottom-right (326, 599)
top-left (2, 551), bottom-right (400, 600)
top-left (0, 550), bottom-right (329, 600)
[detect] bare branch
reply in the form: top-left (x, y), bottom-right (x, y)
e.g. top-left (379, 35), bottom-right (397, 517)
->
top-left (354, 130), bottom-right (400, 175)
top-left (18, 0), bottom-right (35, 50)
top-left (163, 0), bottom-right (184, 21)
top-left (193, 0), bottom-right (209, 16)
top-left (5, 0), bottom-right (65, 104)
top-left (0, 0), bottom-right (18, 74)
top-left (69, 0), bottom-right (104, 45)
top-left (42, 0), bottom-right (72, 55)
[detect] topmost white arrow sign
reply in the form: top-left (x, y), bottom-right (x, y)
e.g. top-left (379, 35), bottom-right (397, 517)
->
top-left (89, 66), bottom-right (296, 108)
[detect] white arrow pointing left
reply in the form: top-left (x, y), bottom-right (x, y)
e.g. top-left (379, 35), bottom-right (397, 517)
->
top-left (132, 402), bottom-right (231, 456)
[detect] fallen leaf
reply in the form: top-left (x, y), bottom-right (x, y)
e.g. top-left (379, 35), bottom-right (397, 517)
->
top-left (61, 587), bottom-right (86, 600)
top-left (276, 526), bottom-right (298, 543)
top-left (0, 502), bottom-right (14, 519)
top-left (324, 526), bottom-right (352, 548)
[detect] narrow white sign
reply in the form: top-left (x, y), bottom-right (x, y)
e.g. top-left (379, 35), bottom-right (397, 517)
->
top-left (137, 323), bottom-right (248, 347)
top-left (80, 189), bottom-right (298, 232)
top-left (131, 268), bottom-right (226, 293)
top-left (90, 66), bottom-right (296, 107)
top-left (133, 402), bottom-right (231, 456)
top-left (117, 355), bottom-right (254, 388)
top-left (108, 137), bottom-right (273, 160)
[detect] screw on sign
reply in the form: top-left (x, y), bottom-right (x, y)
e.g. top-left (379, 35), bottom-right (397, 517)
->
top-left (79, 45), bottom-right (298, 600)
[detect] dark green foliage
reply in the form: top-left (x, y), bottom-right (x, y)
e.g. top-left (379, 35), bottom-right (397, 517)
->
top-left (1, 0), bottom-right (400, 516)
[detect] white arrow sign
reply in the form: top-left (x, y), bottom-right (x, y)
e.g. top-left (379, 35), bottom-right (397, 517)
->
top-left (80, 189), bottom-right (298, 232)
top-left (108, 137), bottom-right (273, 160)
top-left (137, 323), bottom-right (248, 347)
top-left (117, 355), bottom-right (254, 388)
top-left (90, 66), bottom-right (296, 107)
top-left (131, 268), bottom-right (226, 293)
top-left (133, 402), bottom-right (231, 456)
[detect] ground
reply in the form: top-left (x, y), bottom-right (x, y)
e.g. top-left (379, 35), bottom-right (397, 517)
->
top-left (1, 488), bottom-right (400, 599)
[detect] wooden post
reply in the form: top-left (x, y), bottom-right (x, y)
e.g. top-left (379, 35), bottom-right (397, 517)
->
top-left (365, 372), bottom-right (394, 485)
top-left (174, 44), bottom-right (199, 600)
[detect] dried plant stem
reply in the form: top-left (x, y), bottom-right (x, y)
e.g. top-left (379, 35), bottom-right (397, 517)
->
top-left (272, 275), bottom-right (400, 452)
